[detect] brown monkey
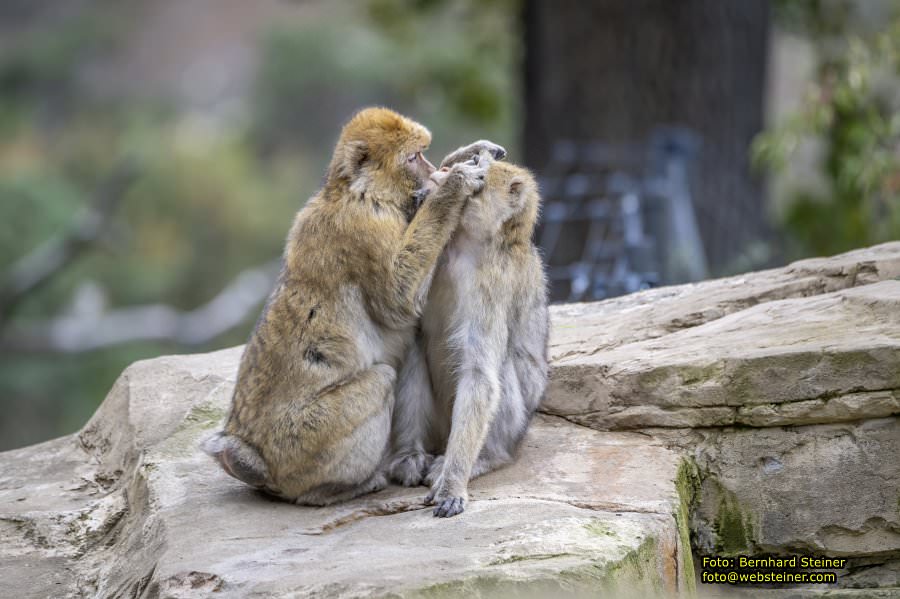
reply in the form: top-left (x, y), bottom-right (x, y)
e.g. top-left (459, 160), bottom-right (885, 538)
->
top-left (202, 107), bottom-right (501, 505)
top-left (388, 157), bottom-right (549, 517)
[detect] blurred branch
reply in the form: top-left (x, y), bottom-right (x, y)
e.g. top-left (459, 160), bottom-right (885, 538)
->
top-left (0, 260), bottom-right (280, 354)
top-left (0, 161), bottom-right (139, 325)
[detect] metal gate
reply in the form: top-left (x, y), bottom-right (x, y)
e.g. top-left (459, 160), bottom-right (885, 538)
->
top-left (536, 129), bottom-right (708, 303)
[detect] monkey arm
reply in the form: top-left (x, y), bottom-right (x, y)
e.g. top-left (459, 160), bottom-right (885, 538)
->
top-left (427, 308), bottom-right (509, 515)
top-left (439, 140), bottom-right (507, 170)
top-left (366, 168), bottom-right (481, 329)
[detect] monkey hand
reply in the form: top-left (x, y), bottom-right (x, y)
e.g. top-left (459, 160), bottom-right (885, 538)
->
top-left (466, 140), bottom-right (507, 161)
top-left (440, 139), bottom-right (507, 169)
top-left (423, 456), bottom-right (467, 517)
top-left (424, 480), bottom-right (467, 518)
top-left (440, 151), bottom-right (490, 197)
top-left (414, 149), bottom-right (487, 210)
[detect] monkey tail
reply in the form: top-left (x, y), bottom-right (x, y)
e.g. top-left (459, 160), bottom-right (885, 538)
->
top-left (201, 431), bottom-right (270, 489)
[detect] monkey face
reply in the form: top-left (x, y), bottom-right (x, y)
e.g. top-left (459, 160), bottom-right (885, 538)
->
top-left (402, 149), bottom-right (437, 188)
top-left (327, 107), bottom-right (434, 201)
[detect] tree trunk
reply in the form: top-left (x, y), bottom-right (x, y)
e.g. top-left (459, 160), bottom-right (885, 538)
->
top-left (524, 0), bottom-right (772, 276)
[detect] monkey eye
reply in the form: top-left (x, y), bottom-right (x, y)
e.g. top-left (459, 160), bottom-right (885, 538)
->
top-left (407, 153), bottom-right (418, 163)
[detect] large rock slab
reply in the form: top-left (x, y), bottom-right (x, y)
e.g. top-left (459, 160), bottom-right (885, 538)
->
top-left (690, 418), bottom-right (900, 559)
top-left (540, 243), bottom-right (900, 591)
top-left (549, 241), bottom-right (900, 361)
top-left (545, 280), bottom-right (900, 430)
top-left (3, 242), bottom-right (900, 597)
top-left (0, 348), bottom-right (690, 598)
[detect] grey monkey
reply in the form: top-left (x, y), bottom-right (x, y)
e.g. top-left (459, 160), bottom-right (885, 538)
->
top-left (388, 149), bottom-right (549, 517)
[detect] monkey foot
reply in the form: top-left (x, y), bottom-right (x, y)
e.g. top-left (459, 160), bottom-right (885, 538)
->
top-left (387, 452), bottom-right (434, 487)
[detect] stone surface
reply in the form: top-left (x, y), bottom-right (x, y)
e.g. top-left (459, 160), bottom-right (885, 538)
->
top-left (0, 348), bottom-right (689, 598)
top-left (3, 242), bottom-right (900, 597)
top-left (545, 281), bottom-right (900, 430)
top-left (548, 241), bottom-right (900, 362)
top-left (691, 418), bottom-right (900, 558)
top-left (540, 242), bottom-right (900, 592)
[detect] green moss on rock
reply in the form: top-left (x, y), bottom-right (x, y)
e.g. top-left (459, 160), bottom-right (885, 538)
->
top-left (583, 520), bottom-right (617, 538)
top-left (408, 536), bottom-right (666, 598)
top-left (675, 459), bottom-right (699, 595)
top-left (713, 485), bottom-right (755, 555)
top-left (600, 536), bottom-right (663, 594)
top-left (157, 401), bottom-right (226, 458)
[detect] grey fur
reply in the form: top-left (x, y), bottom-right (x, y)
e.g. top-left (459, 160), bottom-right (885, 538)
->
top-left (388, 155), bottom-right (549, 518)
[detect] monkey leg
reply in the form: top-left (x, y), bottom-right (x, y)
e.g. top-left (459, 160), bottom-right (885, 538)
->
top-left (469, 447), bottom-right (514, 481)
top-left (469, 358), bottom-right (529, 479)
top-left (281, 363), bottom-right (396, 505)
top-left (387, 337), bottom-right (437, 487)
top-left (293, 470), bottom-right (389, 507)
top-left (425, 363), bottom-right (501, 517)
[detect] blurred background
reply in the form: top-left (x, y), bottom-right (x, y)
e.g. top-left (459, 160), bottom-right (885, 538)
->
top-left (1, 0), bottom-right (898, 450)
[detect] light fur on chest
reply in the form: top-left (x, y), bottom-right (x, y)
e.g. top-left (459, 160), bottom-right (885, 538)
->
top-left (422, 234), bottom-right (494, 400)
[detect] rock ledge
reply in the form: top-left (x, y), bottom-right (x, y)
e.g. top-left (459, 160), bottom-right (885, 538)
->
top-left (2, 242), bottom-right (900, 597)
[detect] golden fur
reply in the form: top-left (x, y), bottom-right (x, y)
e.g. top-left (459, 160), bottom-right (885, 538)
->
top-left (203, 108), bottom-right (489, 504)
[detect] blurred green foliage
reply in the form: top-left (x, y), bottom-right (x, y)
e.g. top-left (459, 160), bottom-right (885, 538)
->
top-left (253, 0), bottom-right (520, 160)
top-left (0, 0), bottom-right (518, 450)
top-left (0, 112), bottom-right (301, 448)
top-left (754, 0), bottom-right (900, 258)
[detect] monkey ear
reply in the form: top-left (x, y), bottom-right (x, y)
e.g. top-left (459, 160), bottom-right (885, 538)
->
top-left (331, 140), bottom-right (369, 182)
top-left (507, 177), bottom-right (529, 211)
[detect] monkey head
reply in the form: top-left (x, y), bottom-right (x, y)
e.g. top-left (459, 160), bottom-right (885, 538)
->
top-left (457, 160), bottom-right (541, 246)
top-left (326, 107), bottom-right (436, 205)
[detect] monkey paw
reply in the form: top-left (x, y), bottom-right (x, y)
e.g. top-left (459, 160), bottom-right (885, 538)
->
top-left (449, 154), bottom-right (489, 196)
top-left (424, 481), bottom-right (467, 518)
top-left (388, 452), bottom-right (434, 487)
top-left (432, 496), bottom-right (465, 518)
